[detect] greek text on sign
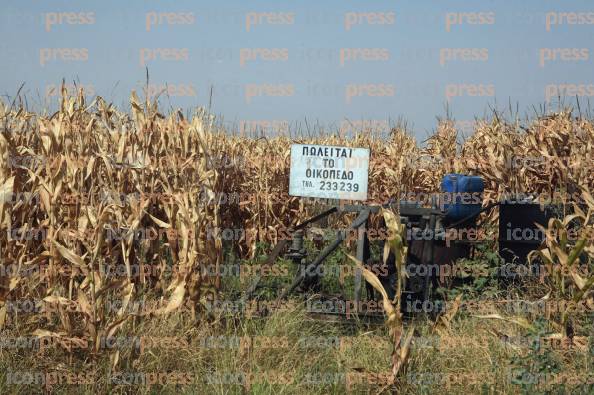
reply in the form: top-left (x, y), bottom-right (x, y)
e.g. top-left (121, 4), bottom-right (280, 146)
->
top-left (289, 144), bottom-right (369, 200)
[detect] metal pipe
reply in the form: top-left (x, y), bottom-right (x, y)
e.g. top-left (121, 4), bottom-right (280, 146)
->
top-left (276, 209), bottom-right (370, 302)
top-left (242, 206), bottom-right (338, 302)
top-left (293, 206), bottom-right (338, 230)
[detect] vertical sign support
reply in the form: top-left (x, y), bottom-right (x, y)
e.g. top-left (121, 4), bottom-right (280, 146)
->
top-left (354, 217), bottom-right (369, 312)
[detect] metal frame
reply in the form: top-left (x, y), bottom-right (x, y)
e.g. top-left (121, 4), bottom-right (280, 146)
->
top-left (243, 204), bottom-right (374, 307)
top-left (241, 197), bottom-right (501, 319)
top-left (273, 205), bottom-right (372, 309)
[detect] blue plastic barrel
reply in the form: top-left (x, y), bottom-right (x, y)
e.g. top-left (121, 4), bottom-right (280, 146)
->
top-left (440, 174), bottom-right (484, 222)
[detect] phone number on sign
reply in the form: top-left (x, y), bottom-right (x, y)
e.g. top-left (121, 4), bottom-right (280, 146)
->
top-left (319, 181), bottom-right (359, 192)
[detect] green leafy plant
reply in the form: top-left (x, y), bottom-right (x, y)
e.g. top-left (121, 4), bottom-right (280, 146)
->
top-left (509, 318), bottom-right (563, 394)
top-left (528, 190), bottom-right (594, 335)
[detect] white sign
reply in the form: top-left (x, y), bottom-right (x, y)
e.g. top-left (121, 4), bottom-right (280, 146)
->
top-left (289, 144), bottom-right (370, 200)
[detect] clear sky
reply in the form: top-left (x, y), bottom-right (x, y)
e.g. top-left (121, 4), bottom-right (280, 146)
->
top-left (1, 0), bottom-right (593, 140)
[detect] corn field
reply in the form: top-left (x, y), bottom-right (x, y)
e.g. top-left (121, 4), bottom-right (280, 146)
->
top-left (1, 89), bottom-right (593, 388)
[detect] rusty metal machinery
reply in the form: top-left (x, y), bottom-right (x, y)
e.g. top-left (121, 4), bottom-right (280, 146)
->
top-left (241, 176), bottom-right (567, 320)
top-left (242, 200), bottom-right (486, 318)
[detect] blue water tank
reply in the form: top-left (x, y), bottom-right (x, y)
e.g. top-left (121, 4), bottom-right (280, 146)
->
top-left (441, 174), bottom-right (484, 222)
